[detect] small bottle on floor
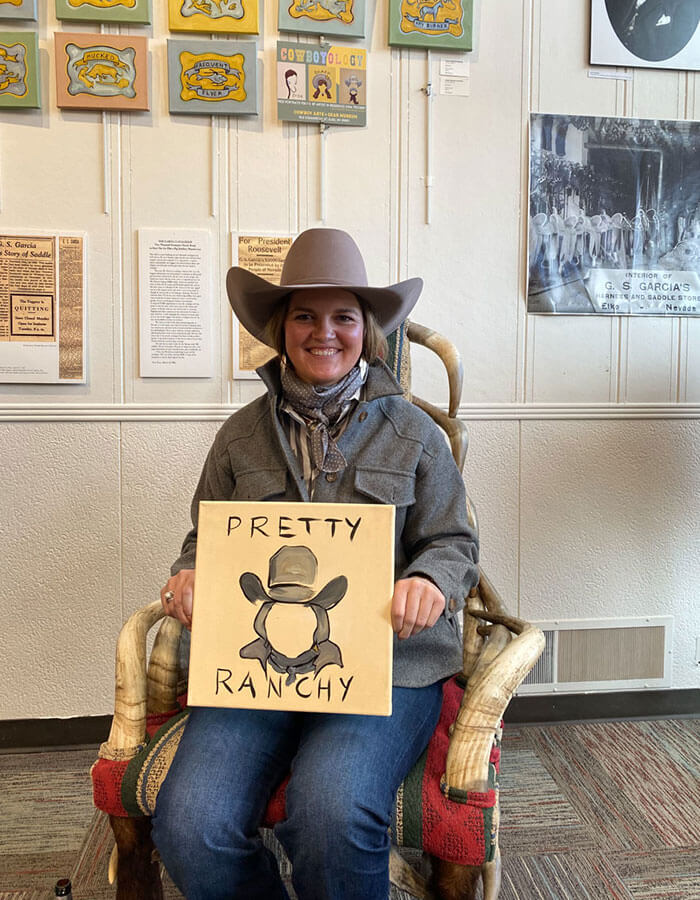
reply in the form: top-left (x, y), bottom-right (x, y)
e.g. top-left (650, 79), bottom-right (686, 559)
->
top-left (54, 878), bottom-right (73, 898)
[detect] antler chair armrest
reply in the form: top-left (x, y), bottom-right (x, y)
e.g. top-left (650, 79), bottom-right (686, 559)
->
top-left (101, 601), bottom-right (172, 759)
top-left (445, 577), bottom-right (545, 796)
top-left (406, 322), bottom-right (463, 418)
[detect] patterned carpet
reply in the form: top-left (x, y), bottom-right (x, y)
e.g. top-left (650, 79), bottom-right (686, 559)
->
top-left (1, 717), bottom-right (698, 899)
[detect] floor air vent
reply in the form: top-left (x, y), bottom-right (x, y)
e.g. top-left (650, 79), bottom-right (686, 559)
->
top-left (518, 617), bottom-right (672, 694)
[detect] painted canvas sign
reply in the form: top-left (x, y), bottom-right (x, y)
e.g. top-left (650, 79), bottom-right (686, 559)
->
top-left (528, 113), bottom-right (700, 315)
top-left (277, 41), bottom-right (366, 126)
top-left (54, 33), bottom-right (149, 110)
top-left (278, 0), bottom-right (365, 39)
top-left (0, 0), bottom-right (37, 21)
top-left (188, 501), bottom-right (395, 715)
top-left (55, 0), bottom-right (151, 26)
top-left (167, 39), bottom-right (258, 114)
top-left (388, 0), bottom-right (472, 50)
top-left (0, 31), bottom-right (39, 107)
top-left (168, 0), bottom-right (258, 35)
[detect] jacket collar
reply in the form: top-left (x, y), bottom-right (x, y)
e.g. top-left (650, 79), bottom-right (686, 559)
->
top-left (256, 356), bottom-right (404, 403)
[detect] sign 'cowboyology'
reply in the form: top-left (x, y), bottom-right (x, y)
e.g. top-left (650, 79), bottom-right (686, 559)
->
top-left (188, 501), bottom-right (395, 716)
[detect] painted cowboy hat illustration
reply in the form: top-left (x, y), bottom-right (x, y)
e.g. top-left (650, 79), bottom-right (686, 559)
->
top-left (239, 546), bottom-right (347, 683)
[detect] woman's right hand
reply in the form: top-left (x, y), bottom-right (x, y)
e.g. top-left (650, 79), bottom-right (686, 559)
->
top-left (161, 569), bottom-right (195, 629)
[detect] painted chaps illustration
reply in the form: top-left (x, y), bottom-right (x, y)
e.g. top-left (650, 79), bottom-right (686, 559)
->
top-left (65, 43), bottom-right (136, 97)
top-left (0, 42), bottom-right (27, 98)
top-left (399, 0), bottom-right (463, 37)
top-left (239, 546), bottom-right (347, 685)
top-left (180, 0), bottom-right (244, 19)
top-left (179, 51), bottom-right (246, 101)
top-left (288, 0), bottom-right (354, 25)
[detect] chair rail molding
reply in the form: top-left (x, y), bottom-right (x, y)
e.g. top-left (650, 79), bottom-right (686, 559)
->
top-left (1, 402), bottom-right (700, 423)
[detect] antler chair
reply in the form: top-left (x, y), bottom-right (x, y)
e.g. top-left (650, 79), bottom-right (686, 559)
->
top-left (92, 320), bottom-right (545, 900)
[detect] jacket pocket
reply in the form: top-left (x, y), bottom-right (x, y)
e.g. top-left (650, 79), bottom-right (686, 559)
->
top-left (354, 466), bottom-right (416, 506)
top-left (233, 467), bottom-right (288, 501)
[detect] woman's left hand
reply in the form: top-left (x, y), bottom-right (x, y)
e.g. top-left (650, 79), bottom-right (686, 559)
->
top-left (391, 576), bottom-right (445, 640)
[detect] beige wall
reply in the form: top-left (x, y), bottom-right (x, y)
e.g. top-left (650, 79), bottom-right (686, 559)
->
top-left (1, 0), bottom-right (699, 719)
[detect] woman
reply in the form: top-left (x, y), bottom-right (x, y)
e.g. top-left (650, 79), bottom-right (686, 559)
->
top-left (152, 228), bottom-right (479, 900)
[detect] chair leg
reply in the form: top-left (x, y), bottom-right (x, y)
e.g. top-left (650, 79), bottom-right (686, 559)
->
top-left (109, 815), bottom-right (164, 900)
top-left (428, 858), bottom-right (482, 900)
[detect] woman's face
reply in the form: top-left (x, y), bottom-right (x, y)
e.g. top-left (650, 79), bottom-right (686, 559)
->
top-left (284, 288), bottom-right (364, 386)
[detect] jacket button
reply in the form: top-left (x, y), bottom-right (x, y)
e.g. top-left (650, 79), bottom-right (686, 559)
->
top-left (325, 472), bottom-right (337, 483)
top-left (358, 411), bottom-right (368, 422)
top-left (448, 598), bottom-right (457, 612)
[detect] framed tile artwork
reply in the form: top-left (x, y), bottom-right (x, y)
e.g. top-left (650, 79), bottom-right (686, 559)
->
top-left (55, 0), bottom-right (151, 26)
top-left (167, 39), bottom-right (258, 115)
top-left (0, 31), bottom-right (39, 107)
top-left (277, 0), bottom-right (365, 39)
top-left (0, 0), bottom-right (37, 21)
top-left (54, 32), bottom-right (149, 110)
top-left (168, 0), bottom-right (258, 35)
top-left (388, 0), bottom-right (472, 51)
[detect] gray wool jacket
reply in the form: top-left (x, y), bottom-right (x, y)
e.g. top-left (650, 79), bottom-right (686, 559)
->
top-left (172, 357), bottom-right (479, 687)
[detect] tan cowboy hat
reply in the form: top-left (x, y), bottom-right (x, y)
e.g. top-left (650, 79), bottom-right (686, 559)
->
top-left (226, 228), bottom-right (423, 346)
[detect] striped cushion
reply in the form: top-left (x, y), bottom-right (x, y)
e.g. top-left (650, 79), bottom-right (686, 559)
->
top-left (386, 321), bottom-right (411, 398)
top-left (91, 676), bottom-right (499, 867)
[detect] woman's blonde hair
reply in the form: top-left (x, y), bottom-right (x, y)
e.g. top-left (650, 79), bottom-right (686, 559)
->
top-left (264, 295), bottom-right (388, 364)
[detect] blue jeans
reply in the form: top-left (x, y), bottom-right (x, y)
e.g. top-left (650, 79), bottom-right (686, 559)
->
top-left (152, 683), bottom-right (442, 900)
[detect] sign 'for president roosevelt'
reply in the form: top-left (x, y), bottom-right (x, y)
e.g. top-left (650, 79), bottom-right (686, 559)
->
top-left (188, 501), bottom-right (395, 715)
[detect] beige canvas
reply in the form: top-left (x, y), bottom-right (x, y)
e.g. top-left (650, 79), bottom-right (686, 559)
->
top-left (188, 501), bottom-right (395, 716)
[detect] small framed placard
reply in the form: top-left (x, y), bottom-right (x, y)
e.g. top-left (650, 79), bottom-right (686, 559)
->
top-left (388, 0), bottom-right (472, 51)
top-left (55, 0), bottom-right (151, 26)
top-left (188, 501), bottom-right (395, 716)
top-left (0, 31), bottom-right (39, 107)
top-left (54, 32), bottom-right (149, 110)
top-left (278, 0), bottom-right (365, 38)
top-left (167, 39), bottom-right (258, 115)
top-left (168, 0), bottom-right (258, 35)
top-left (0, 0), bottom-right (37, 21)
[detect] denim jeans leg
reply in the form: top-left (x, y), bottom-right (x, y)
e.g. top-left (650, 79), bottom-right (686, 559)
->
top-left (152, 705), bottom-right (301, 900)
top-left (276, 682), bottom-right (443, 900)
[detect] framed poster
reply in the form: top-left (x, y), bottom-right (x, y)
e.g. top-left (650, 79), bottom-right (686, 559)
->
top-left (388, 0), bottom-right (472, 51)
top-left (0, 0), bottom-right (37, 20)
top-left (167, 39), bottom-right (258, 114)
top-left (0, 31), bottom-right (39, 107)
top-left (232, 233), bottom-right (291, 378)
top-left (55, 0), bottom-right (151, 26)
top-left (590, 0), bottom-right (700, 71)
top-left (168, 0), bottom-right (258, 35)
top-left (278, 0), bottom-right (365, 39)
top-left (528, 113), bottom-right (700, 316)
top-left (188, 501), bottom-right (395, 716)
top-left (277, 41), bottom-right (366, 126)
top-left (0, 232), bottom-right (86, 384)
top-left (54, 32), bottom-right (149, 110)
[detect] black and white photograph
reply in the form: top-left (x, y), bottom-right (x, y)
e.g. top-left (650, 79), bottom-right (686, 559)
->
top-left (591, 0), bottom-right (700, 70)
top-left (528, 113), bottom-right (700, 315)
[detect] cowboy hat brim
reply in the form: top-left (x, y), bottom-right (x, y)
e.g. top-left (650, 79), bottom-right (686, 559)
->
top-left (227, 266), bottom-right (423, 347)
top-left (239, 571), bottom-right (347, 607)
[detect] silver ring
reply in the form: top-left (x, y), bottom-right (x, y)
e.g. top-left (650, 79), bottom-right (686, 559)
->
top-left (164, 590), bottom-right (175, 603)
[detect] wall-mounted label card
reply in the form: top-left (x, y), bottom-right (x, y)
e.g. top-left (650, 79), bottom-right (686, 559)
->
top-left (138, 228), bottom-right (213, 378)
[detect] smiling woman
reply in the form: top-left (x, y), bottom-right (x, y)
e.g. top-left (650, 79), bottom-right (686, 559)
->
top-left (152, 227), bottom-right (479, 900)
top-left (284, 289), bottom-right (364, 386)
